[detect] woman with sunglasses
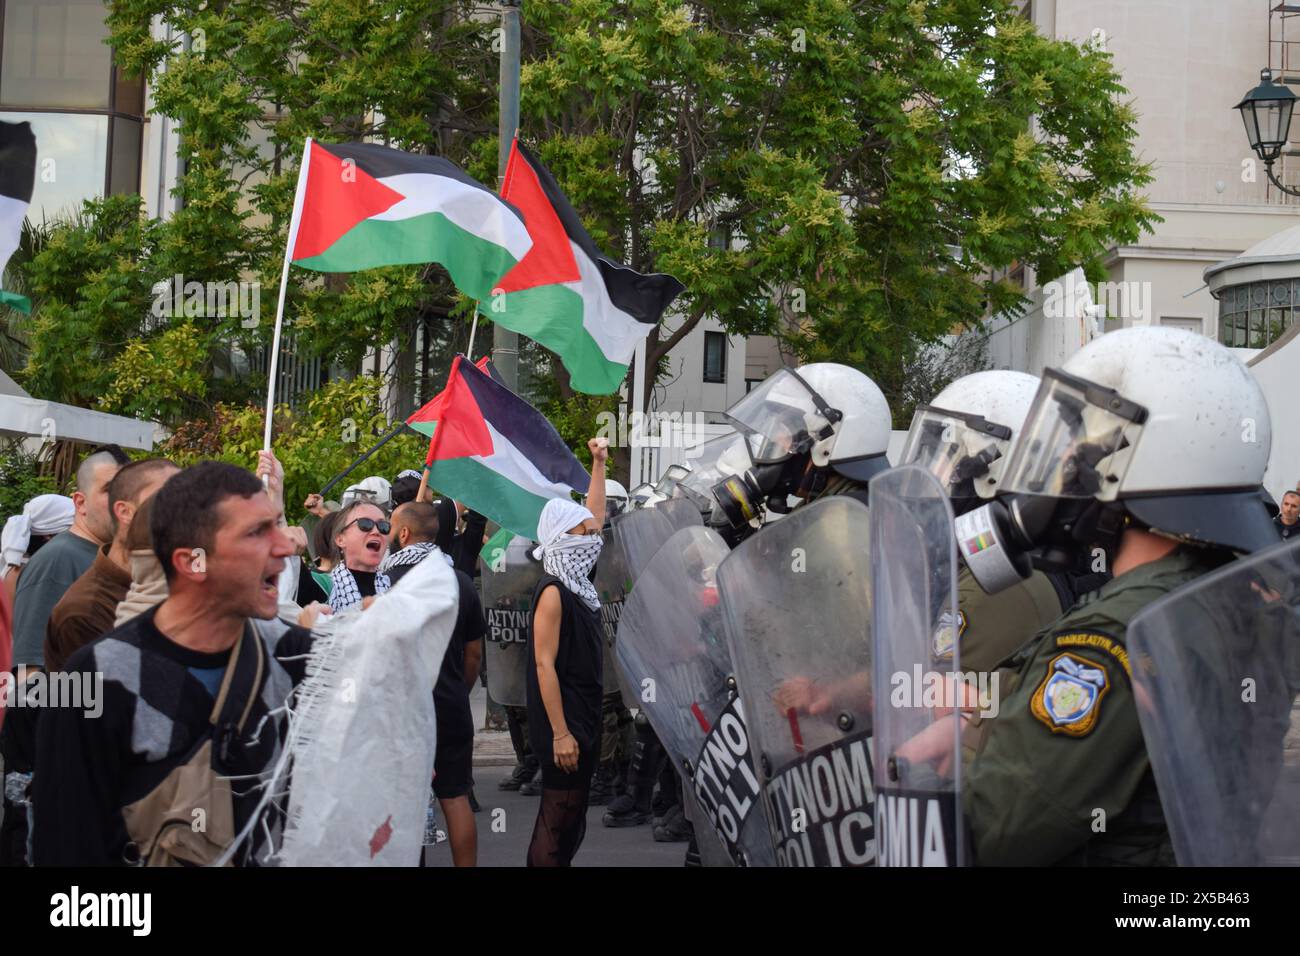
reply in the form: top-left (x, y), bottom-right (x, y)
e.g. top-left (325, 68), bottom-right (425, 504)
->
top-left (327, 501), bottom-right (394, 612)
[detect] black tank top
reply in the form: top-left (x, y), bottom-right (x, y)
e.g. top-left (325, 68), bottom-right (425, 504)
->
top-left (525, 575), bottom-right (604, 760)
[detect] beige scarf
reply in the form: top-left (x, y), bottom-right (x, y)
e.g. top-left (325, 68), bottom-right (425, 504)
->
top-left (114, 549), bottom-right (170, 628)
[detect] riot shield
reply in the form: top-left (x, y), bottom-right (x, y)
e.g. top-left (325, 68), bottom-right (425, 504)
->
top-left (612, 508), bottom-right (678, 583)
top-left (717, 497), bottom-right (876, 866)
top-left (478, 533), bottom-right (543, 707)
top-left (659, 496), bottom-right (704, 532)
top-left (616, 525), bottom-right (775, 866)
top-left (594, 528), bottom-right (633, 697)
top-left (1127, 539), bottom-right (1300, 865)
top-left (868, 465), bottom-right (965, 867)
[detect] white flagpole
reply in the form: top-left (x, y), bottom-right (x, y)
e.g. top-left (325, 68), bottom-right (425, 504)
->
top-left (630, 336), bottom-right (647, 488)
top-left (263, 137), bottom-right (314, 457)
top-left (466, 308), bottom-right (480, 362)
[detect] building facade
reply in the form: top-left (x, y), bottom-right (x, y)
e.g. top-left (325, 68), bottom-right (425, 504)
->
top-left (986, 0), bottom-right (1300, 374)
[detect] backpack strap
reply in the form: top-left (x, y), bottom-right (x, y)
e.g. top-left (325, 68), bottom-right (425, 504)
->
top-left (207, 624), bottom-right (267, 733)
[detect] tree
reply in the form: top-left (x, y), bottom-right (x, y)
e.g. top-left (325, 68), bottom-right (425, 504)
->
top-left (60, 0), bottom-right (1153, 446)
top-left (517, 0), bottom-right (1155, 418)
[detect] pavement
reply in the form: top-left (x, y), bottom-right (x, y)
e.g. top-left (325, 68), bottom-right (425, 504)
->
top-left (421, 684), bottom-right (684, 867)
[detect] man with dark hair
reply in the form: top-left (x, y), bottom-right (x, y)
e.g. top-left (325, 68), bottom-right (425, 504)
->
top-left (11, 448), bottom-right (122, 672)
top-left (33, 461), bottom-right (312, 866)
top-left (45, 459), bottom-right (179, 672)
top-left (1276, 490), bottom-right (1300, 540)
top-left (382, 501), bottom-right (485, 866)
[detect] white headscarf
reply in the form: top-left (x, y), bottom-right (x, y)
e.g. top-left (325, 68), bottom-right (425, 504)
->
top-left (533, 497), bottom-right (602, 611)
top-left (532, 498), bottom-right (595, 560)
top-left (2, 494), bottom-right (75, 569)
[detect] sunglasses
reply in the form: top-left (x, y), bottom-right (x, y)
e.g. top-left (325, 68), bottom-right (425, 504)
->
top-left (342, 517), bottom-right (392, 535)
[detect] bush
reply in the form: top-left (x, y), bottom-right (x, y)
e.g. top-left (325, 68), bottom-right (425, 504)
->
top-left (162, 376), bottom-right (427, 521)
top-left (0, 447), bottom-right (62, 525)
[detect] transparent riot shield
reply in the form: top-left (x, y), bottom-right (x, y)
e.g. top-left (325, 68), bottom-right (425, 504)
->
top-left (717, 497), bottom-right (876, 866)
top-left (478, 533), bottom-right (543, 707)
top-left (612, 508), bottom-right (678, 583)
top-left (1127, 538), bottom-right (1300, 865)
top-left (594, 528), bottom-right (634, 697)
top-left (659, 496), bottom-right (704, 532)
top-left (617, 525), bottom-right (775, 866)
top-left (869, 465), bottom-right (966, 867)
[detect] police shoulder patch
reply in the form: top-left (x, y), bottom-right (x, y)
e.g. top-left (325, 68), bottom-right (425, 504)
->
top-left (931, 610), bottom-right (967, 662)
top-left (1030, 651), bottom-right (1110, 737)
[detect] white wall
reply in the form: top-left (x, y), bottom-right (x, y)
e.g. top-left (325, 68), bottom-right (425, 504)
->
top-left (1249, 334), bottom-right (1300, 502)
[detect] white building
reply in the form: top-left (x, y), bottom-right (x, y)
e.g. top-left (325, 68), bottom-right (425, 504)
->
top-left (988, 0), bottom-right (1300, 374)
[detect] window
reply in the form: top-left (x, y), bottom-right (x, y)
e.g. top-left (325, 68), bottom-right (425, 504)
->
top-left (1217, 280), bottom-right (1295, 349)
top-left (0, 0), bottom-right (145, 221)
top-left (703, 331), bottom-right (727, 383)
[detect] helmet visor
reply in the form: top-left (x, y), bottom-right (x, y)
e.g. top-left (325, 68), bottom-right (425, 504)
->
top-left (654, 464), bottom-right (691, 497)
top-left (1001, 368), bottom-right (1148, 498)
top-left (899, 405), bottom-right (1012, 499)
top-left (725, 369), bottom-right (835, 464)
top-left (678, 433), bottom-right (755, 502)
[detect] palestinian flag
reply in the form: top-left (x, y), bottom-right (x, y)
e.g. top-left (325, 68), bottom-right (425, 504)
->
top-left (411, 355), bottom-right (589, 540)
top-left (481, 140), bottom-right (686, 395)
top-left (0, 121), bottom-right (35, 314)
top-left (287, 139), bottom-right (532, 301)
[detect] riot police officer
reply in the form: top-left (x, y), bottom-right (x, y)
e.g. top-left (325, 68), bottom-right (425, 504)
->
top-left (707, 362), bottom-right (893, 528)
top-left (907, 326), bottom-right (1278, 865)
top-left (898, 371), bottom-right (1095, 677)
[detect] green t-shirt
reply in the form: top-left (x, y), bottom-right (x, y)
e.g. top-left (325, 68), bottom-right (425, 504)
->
top-left (11, 531), bottom-right (100, 667)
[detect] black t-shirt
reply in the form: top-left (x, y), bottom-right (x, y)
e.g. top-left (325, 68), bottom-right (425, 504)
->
top-left (525, 575), bottom-right (604, 764)
top-left (351, 570), bottom-right (378, 597)
top-left (385, 562), bottom-right (485, 731)
top-left (1276, 515), bottom-right (1300, 540)
top-left (295, 558), bottom-right (329, 606)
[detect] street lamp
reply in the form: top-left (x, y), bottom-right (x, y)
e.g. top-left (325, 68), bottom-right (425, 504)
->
top-left (1236, 67), bottom-right (1300, 196)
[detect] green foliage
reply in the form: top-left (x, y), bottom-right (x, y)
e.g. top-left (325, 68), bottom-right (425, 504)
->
top-left (161, 375), bottom-right (426, 520)
top-left (5, 0), bottom-right (1157, 455)
top-left (0, 446), bottom-right (61, 525)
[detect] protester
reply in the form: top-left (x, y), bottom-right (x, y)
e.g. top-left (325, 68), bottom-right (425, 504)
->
top-left (391, 470), bottom-right (423, 508)
top-left (1, 494), bottom-right (75, 607)
top-left (524, 438), bottom-right (608, 867)
top-left (113, 496), bottom-right (168, 627)
top-left (1276, 490), bottom-right (1300, 540)
top-left (327, 500), bottom-right (392, 612)
top-left (33, 461), bottom-right (310, 866)
top-left (432, 497), bottom-right (488, 578)
top-left (10, 449), bottom-right (123, 672)
top-left (295, 510), bottom-right (341, 606)
top-left (382, 501), bottom-right (485, 867)
top-left (45, 459), bottom-right (179, 673)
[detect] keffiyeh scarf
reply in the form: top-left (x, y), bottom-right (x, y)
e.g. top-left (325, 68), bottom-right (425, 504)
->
top-left (541, 533), bottom-right (603, 612)
top-left (378, 541), bottom-right (450, 574)
top-left (329, 563), bottom-right (391, 613)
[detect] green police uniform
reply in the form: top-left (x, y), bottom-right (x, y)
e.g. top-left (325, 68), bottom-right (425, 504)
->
top-left (938, 566), bottom-right (1065, 674)
top-left (964, 546), bottom-right (1216, 866)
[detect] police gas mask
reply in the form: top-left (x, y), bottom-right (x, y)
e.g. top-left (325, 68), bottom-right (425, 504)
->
top-left (955, 368), bottom-right (1147, 594)
top-left (899, 405), bottom-right (1013, 515)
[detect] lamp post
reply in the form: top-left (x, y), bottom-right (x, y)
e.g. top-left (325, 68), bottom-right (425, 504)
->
top-left (1236, 67), bottom-right (1300, 196)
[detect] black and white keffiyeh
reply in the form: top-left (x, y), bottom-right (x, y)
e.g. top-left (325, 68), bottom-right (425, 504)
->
top-left (378, 541), bottom-right (451, 574)
top-left (328, 563), bottom-right (391, 613)
top-left (541, 532), bottom-right (603, 612)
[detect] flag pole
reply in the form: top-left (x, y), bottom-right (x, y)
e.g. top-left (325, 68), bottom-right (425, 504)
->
top-left (467, 306), bottom-right (480, 361)
top-left (262, 137), bottom-right (314, 473)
